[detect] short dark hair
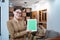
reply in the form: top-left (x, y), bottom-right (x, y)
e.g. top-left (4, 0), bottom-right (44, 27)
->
top-left (9, 13), bottom-right (14, 17)
top-left (22, 8), bottom-right (25, 10)
top-left (14, 7), bottom-right (22, 11)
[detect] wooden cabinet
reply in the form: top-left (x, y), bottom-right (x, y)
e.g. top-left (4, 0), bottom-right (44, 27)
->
top-left (39, 9), bottom-right (47, 28)
top-left (32, 11), bottom-right (37, 19)
top-left (39, 9), bottom-right (47, 22)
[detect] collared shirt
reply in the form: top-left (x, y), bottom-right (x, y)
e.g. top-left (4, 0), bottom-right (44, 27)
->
top-left (14, 17), bottom-right (19, 23)
top-left (13, 17), bottom-right (26, 32)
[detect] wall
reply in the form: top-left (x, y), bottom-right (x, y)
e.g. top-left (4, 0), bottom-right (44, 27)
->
top-left (27, 1), bottom-right (49, 11)
top-left (47, 0), bottom-right (60, 32)
top-left (1, 0), bottom-right (9, 40)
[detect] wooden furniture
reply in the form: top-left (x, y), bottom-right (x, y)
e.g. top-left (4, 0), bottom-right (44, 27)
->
top-left (39, 9), bottom-right (47, 22)
top-left (39, 9), bottom-right (47, 29)
top-left (32, 11), bottom-right (37, 19)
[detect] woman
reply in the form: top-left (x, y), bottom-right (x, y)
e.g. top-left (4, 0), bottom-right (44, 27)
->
top-left (7, 8), bottom-right (30, 40)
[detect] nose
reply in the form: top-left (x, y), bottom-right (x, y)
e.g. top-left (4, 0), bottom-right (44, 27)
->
top-left (18, 13), bottom-right (22, 16)
top-left (19, 13), bottom-right (21, 15)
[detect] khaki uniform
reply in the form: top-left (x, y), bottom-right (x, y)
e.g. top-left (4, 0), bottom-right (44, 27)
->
top-left (33, 27), bottom-right (44, 40)
top-left (7, 19), bottom-right (30, 40)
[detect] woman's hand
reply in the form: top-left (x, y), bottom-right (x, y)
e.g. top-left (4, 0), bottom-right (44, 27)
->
top-left (26, 30), bottom-right (32, 33)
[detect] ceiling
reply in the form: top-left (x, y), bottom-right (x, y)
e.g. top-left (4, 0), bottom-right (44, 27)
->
top-left (9, 0), bottom-right (55, 7)
top-left (9, 0), bottom-right (47, 7)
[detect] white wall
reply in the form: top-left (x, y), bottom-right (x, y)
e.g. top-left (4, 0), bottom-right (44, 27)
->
top-left (47, 0), bottom-right (60, 32)
top-left (1, 0), bottom-right (9, 40)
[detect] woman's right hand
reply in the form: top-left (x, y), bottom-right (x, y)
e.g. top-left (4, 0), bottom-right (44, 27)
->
top-left (26, 30), bottom-right (32, 33)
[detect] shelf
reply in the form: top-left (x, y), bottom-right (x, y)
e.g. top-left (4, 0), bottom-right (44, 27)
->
top-left (39, 9), bottom-right (47, 22)
top-left (39, 22), bottom-right (47, 24)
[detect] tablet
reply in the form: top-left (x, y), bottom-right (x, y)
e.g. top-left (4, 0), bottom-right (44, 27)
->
top-left (27, 19), bottom-right (37, 32)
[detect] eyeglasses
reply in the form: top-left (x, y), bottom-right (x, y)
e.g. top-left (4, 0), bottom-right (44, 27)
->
top-left (15, 11), bottom-right (22, 14)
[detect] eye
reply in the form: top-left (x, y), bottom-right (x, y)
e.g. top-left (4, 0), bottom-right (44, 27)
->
top-left (16, 12), bottom-right (19, 13)
top-left (16, 11), bottom-right (21, 13)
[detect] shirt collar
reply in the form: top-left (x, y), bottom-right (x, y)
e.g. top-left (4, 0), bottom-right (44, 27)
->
top-left (13, 17), bottom-right (23, 23)
top-left (14, 17), bottom-right (18, 23)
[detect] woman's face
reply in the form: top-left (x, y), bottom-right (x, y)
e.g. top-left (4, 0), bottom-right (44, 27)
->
top-left (13, 9), bottom-right (22, 19)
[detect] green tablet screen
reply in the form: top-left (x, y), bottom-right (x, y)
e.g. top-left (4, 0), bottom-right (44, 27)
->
top-left (27, 19), bottom-right (37, 31)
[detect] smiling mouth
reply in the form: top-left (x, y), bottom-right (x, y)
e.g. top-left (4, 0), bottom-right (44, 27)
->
top-left (18, 15), bottom-right (22, 17)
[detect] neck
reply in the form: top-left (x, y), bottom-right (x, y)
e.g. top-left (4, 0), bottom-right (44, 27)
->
top-left (17, 19), bottom-right (22, 21)
top-left (14, 17), bottom-right (22, 21)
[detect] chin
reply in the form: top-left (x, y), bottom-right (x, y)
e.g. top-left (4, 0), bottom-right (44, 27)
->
top-left (16, 16), bottom-right (22, 19)
top-left (17, 17), bottom-right (20, 19)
